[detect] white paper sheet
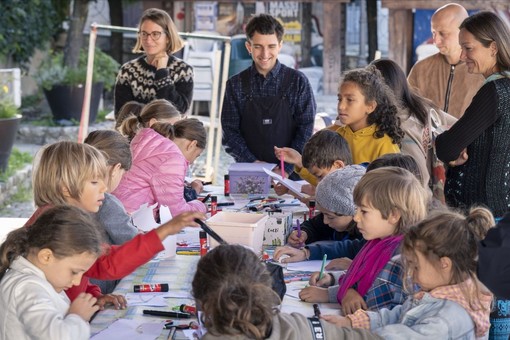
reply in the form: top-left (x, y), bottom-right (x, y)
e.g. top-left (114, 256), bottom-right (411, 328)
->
top-left (125, 293), bottom-right (168, 307)
top-left (286, 260), bottom-right (332, 272)
top-left (91, 319), bottom-right (165, 340)
top-left (262, 168), bottom-right (309, 198)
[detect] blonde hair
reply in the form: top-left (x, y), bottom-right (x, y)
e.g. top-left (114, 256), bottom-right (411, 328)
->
top-left (32, 141), bottom-right (108, 207)
top-left (402, 207), bottom-right (494, 311)
top-left (120, 99), bottom-right (182, 140)
top-left (353, 166), bottom-right (428, 234)
top-left (132, 8), bottom-right (184, 54)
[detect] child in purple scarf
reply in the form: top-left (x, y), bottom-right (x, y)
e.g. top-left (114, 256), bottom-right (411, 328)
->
top-left (299, 167), bottom-right (428, 315)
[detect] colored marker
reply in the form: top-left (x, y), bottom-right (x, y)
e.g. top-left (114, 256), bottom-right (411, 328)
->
top-left (176, 251), bottom-right (200, 255)
top-left (180, 304), bottom-right (197, 315)
top-left (296, 219), bottom-right (303, 248)
top-left (313, 303), bottom-right (321, 318)
top-left (143, 310), bottom-right (191, 318)
top-left (134, 283), bottom-right (169, 293)
top-left (318, 254), bottom-right (327, 281)
top-left (280, 151), bottom-right (285, 179)
top-left (201, 194), bottom-right (211, 203)
top-left (217, 202), bottom-right (235, 206)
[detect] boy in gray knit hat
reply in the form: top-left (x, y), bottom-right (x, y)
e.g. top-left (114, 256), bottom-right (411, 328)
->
top-left (286, 165), bottom-right (366, 256)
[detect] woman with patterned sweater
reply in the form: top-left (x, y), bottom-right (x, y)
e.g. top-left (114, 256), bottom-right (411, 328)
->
top-left (113, 8), bottom-right (193, 118)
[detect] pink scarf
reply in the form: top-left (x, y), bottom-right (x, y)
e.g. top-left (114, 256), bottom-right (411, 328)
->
top-left (336, 235), bottom-right (403, 303)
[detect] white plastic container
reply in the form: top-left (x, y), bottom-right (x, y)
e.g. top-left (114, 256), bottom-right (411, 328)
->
top-left (206, 212), bottom-right (268, 254)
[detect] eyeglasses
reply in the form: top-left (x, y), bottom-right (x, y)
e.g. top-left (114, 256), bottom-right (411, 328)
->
top-left (138, 31), bottom-right (165, 41)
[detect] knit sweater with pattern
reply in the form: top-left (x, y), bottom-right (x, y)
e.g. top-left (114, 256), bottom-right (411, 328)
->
top-left (436, 77), bottom-right (510, 217)
top-left (113, 55), bottom-right (193, 116)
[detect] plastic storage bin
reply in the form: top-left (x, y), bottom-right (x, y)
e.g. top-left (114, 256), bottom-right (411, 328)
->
top-left (228, 162), bottom-right (276, 195)
top-left (206, 212), bottom-right (269, 253)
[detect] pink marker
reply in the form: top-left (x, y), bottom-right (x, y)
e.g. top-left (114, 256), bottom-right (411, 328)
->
top-left (296, 219), bottom-right (303, 249)
top-left (280, 150), bottom-right (285, 179)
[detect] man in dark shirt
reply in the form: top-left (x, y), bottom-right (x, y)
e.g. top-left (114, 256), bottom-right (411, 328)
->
top-left (221, 13), bottom-right (316, 178)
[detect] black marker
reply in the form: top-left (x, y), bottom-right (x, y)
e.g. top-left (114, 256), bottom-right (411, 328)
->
top-left (202, 181), bottom-right (213, 185)
top-left (201, 194), bottom-right (211, 203)
top-left (194, 218), bottom-right (226, 245)
top-left (143, 310), bottom-right (191, 318)
top-left (313, 304), bottom-right (321, 318)
top-left (217, 202), bottom-right (235, 207)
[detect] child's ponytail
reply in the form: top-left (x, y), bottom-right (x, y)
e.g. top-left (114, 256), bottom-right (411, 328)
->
top-left (0, 228), bottom-right (29, 281)
top-left (466, 206), bottom-right (495, 241)
top-left (151, 122), bottom-right (176, 140)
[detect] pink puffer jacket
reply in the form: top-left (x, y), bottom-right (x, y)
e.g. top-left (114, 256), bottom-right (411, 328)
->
top-left (112, 128), bottom-right (206, 216)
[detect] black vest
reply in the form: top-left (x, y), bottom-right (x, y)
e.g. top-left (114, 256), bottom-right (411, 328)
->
top-left (239, 68), bottom-right (296, 164)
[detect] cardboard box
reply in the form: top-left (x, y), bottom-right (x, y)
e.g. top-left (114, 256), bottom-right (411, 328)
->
top-left (263, 211), bottom-right (293, 247)
top-left (228, 162), bottom-right (276, 195)
top-left (206, 211), bottom-right (268, 253)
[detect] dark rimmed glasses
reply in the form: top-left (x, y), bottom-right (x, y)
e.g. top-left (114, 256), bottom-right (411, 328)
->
top-left (138, 31), bottom-right (166, 41)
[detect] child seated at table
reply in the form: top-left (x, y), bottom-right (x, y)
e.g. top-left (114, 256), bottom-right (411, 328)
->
top-left (299, 167), bottom-right (428, 315)
top-left (322, 209), bottom-right (494, 339)
top-left (113, 119), bottom-right (207, 217)
top-left (0, 206), bottom-right (104, 339)
top-left (275, 153), bottom-right (430, 270)
top-left (26, 141), bottom-right (205, 307)
top-left (119, 99), bottom-right (203, 202)
top-left (286, 166), bottom-right (365, 253)
top-left (275, 129), bottom-right (353, 190)
top-left (192, 244), bottom-right (381, 340)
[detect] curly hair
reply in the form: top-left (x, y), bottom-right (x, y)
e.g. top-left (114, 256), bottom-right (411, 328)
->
top-left (342, 65), bottom-right (404, 146)
top-left (192, 244), bottom-right (280, 339)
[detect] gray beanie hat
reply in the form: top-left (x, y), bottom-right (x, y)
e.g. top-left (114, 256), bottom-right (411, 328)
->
top-left (315, 165), bottom-right (366, 216)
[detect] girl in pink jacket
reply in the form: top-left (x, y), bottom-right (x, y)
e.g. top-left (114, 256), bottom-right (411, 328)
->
top-left (113, 118), bottom-right (207, 217)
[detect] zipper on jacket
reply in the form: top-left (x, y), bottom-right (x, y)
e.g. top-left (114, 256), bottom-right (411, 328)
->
top-left (443, 64), bottom-right (455, 112)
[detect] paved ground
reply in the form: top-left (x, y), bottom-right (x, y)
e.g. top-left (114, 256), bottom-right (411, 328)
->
top-left (0, 94), bottom-right (337, 218)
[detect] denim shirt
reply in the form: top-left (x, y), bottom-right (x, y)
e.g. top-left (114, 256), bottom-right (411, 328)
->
top-left (368, 294), bottom-right (481, 340)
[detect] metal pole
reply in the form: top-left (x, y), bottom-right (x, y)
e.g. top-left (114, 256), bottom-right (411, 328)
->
top-left (213, 41), bottom-right (231, 184)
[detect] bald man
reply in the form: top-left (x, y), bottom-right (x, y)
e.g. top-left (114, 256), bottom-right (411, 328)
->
top-left (408, 3), bottom-right (484, 118)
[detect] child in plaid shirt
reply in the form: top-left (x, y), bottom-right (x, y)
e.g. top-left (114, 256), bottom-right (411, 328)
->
top-left (323, 208), bottom-right (493, 339)
top-left (299, 167), bottom-right (428, 315)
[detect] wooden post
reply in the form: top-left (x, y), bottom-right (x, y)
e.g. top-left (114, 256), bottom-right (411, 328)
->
top-left (322, 2), bottom-right (342, 95)
top-left (388, 8), bottom-right (413, 73)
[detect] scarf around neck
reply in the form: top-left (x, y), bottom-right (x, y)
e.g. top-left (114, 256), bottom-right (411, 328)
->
top-left (336, 235), bottom-right (403, 303)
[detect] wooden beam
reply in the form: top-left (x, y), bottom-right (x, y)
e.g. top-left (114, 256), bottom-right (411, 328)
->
top-left (322, 2), bottom-right (342, 95)
top-left (388, 8), bottom-right (414, 74)
top-left (381, 0), bottom-right (510, 10)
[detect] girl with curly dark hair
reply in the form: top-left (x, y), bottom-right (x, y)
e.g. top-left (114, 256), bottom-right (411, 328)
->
top-left (334, 65), bottom-right (404, 165)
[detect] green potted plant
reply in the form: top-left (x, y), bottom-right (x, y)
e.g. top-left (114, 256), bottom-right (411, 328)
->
top-left (35, 47), bottom-right (119, 124)
top-left (0, 85), bottom-right (22, 172)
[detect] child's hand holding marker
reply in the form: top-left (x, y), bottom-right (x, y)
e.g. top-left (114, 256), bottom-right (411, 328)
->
top-left (287, 229), bottom-right (308, 248)
top-left (296, 219), bottom-right (304, 249)
top-left (273, 246), bottom-right (309, 263)
top-left (309, 271), bottom-right (334, 288)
